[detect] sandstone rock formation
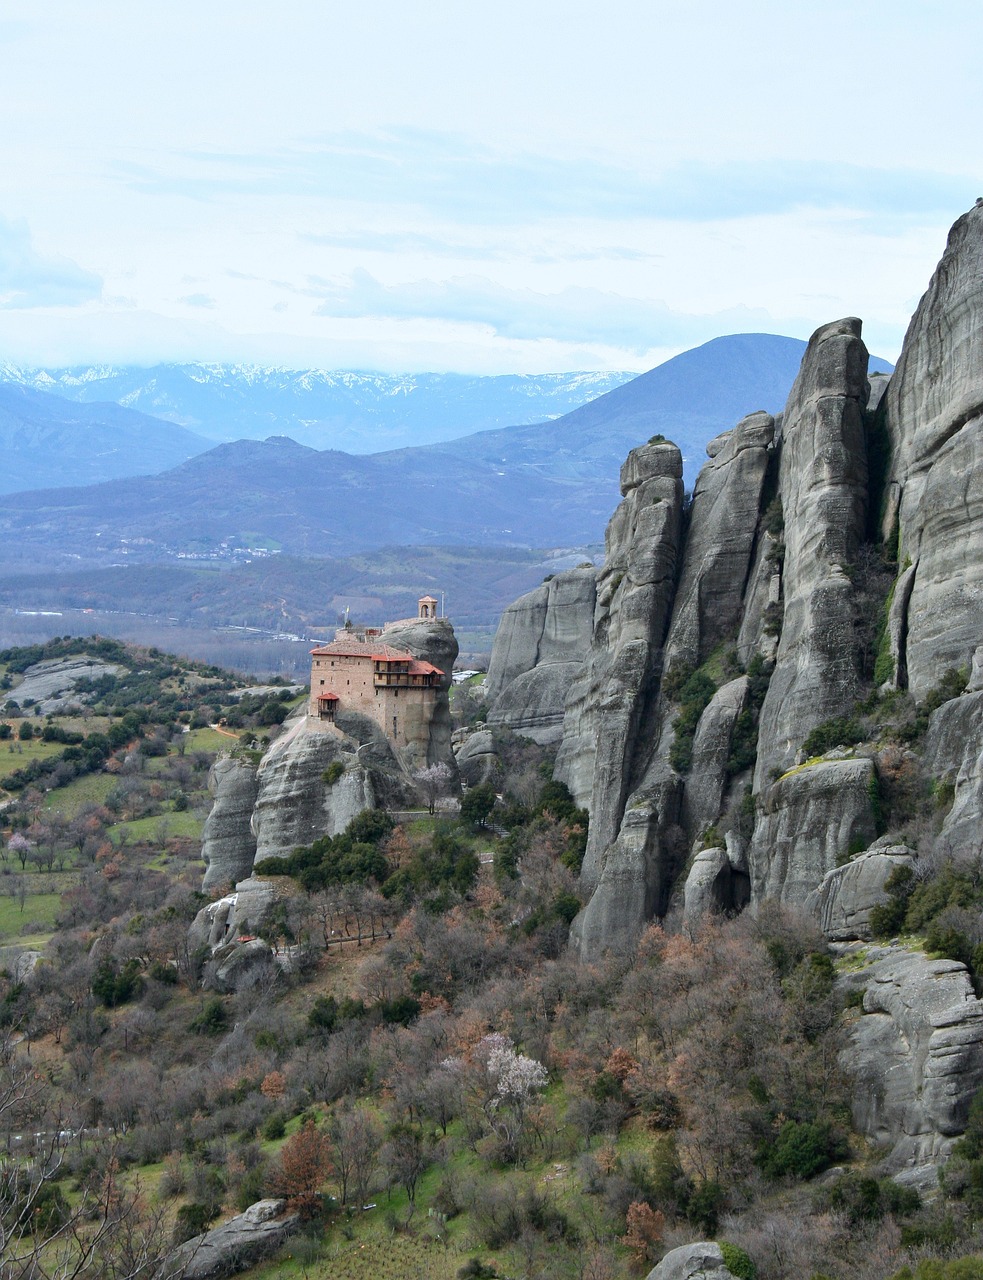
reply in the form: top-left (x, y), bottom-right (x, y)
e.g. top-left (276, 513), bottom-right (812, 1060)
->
top-left (249, 717), bottom-right (378, 865)
top-left (805, 843), bottom-right (915, 941)
top-left (200, 756), bottom-right (259, 891)
top-left (749, 757), bottom-right (877, 907)
top-left (645, 1242), bottom-right (735, 1280)
top-left (752, 318), bottom-right (870, 786)
top-left (840, 943), bottom-right (983, 1173)
top-left (454, 728), bottom-right (499, 788)
top-left (923, 688), bottom-right (983, 864)
top-left (7, 656), bottom-right (126, 713)
top-left (485, 567), bottom-right (596, 744)
top-left (882, 203), bottom-right (983, 699)
top-left (172, 1199), bottom-right (299, 1279)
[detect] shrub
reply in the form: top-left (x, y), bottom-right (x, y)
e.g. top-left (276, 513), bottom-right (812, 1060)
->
top-left (757, 1119), bottom-right (846, 1180)
top-left (322, 760), bottom-right (344, 786)
top-left (262, 1111), bottom-right (287, 1141)
top-left (173, 1202), bottom-right (218, 1244)
top-left (801, 716), bottom-right (863, 757)
top-left (720, 1242), bottom-right (757, 1280)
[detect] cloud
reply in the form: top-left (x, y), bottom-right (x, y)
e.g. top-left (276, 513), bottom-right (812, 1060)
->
top-left (0, 215), bottom-right (102, 309)
top-left (312, 268), bottom-right (786, 350)
top-left (179, 292), bottom-right (216, 308)
top-left (113, 128), bottom-right (977, 225)
top-left (300, 226), bottom-right (656, 264)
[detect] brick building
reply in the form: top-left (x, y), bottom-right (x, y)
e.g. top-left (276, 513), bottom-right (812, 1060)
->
top-left (308, 597), bottom-right (445, 749)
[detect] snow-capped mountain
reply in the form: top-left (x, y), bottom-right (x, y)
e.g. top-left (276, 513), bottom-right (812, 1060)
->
top-left (0, 364), bottom-right (633, 452)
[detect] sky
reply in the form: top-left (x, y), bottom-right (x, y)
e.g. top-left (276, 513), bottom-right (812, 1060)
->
top-left (0, 1), bottom-right (980, 374)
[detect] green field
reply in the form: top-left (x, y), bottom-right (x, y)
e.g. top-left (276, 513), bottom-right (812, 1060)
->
top-left (0, 890), bottom-right (62, 942)
top-left (111, 808), bottom-right (205, 846)
top-left (41, 772), bottom-right (116, 818)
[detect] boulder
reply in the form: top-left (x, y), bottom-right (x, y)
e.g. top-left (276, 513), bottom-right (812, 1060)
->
top-left (455, 729), bottom-right (499, 788)
top-left (172, 1199), bottom-right (299, 1279)
top-left (749, 757), bottom-right (877, 906)
top-left (754, 318), bottom-right (871, 786)
top-left (200, 756), bottom-right (259, 892)
top-left (840, 942), bottom-right (983, 1173)
top-left (805, 844), bottom-right (915, 940)
top-left (646, 1242), bottom-right (734, 1280)
top-left (683, 847), bottom-right (731, 923)
top-left (188, 877), bottom-right (281, 992)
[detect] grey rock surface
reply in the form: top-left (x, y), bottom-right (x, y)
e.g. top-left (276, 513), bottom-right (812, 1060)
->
top-left (682, 675), bottom-right (749, 839)
top-left (485, 567), bottom-right (596, 743)
top-left (664, 411), bottom-right (773, 672)
top-left (882, 203), bottom-right (983, 698)
top-left (754, 319), bottom-right (870, 786)
top-left (173, 1198), bottom-right (299, 1279)
top-left (250, 718), bottom-right (376, 865)
top-left (683, 847), bottom-right (732, 923)
top-left (558, 440), bottom-right (683, 882)
top-left (840, 943), bottom-right (983, 1172)
top-left (200, 756), bottom-right (259, 892)
top-left (8, 657), bottom-right (126, 713)
top-left (749, 757), bottom-right (877, 905)
top-left (806, 845), bottom-right (915, 940)
top-left (562, 442), bottom-right (684, 955)
top-left (454, 729), bottom-right (499, 788)
top-left (646, 1242), bottom-right (733, 1280)
top-left (923, 689), bottom-right (983, 864)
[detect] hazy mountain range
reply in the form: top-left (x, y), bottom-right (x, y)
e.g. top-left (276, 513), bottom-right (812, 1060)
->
top-left (0, 362), bottom-right (632, 459)
top-left (0, 332), bottom-right (893, 653)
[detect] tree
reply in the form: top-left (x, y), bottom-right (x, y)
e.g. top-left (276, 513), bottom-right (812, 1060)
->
top-left (414, 762), bottom-right (453, 815)
top-left (329, 1105), bottom-right (382, 1207)
top-left (276, 1119), bottom-right (332, 1218)
top-left (460, 782), bottom-right (497, 828)
top-left (622, 1201), bottom-right (665, 1265)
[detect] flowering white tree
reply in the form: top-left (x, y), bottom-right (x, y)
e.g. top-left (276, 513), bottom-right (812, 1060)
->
top-left (413, 762), bottom-right (453, 815)
top-left (474, 1033), bottom-right (548, 1163)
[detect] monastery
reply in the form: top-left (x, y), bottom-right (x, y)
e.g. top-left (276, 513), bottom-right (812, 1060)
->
top-left (308, 597), bottom-right (445, 749)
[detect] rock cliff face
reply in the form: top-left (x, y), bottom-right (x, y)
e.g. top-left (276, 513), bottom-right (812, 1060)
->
top-left (485, 567), bottom-right (595, 744)
top-left (200, 756), bottom-right (259, 891)
top-left (882, 203), bottom-right (983, 698)
top-left (483, 204), bottom-right (983, 964)
top-left (840, 943), bottom-right (983, 1175)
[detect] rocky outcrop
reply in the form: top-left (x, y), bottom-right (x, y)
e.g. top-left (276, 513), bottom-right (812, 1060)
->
top-left (754, 319), bottom-right (870, 786)
top-left (882, 203), bottom-right (983, 698)
top-left (250, 718), bottom-right (378, 864)
top-left (749, 757), bottom-right (877, 906)
top-left (561, 442), bottom-right (684, 954)
top-left (558, 441), bottom-right (683, 866)
top-left (188, 877), bottom-right (281, 992)
top-left (681, 676), bottom-right (748, 839)
top-left (646, 1242), bottom-right (735, 1280)
top-left (485, 567), bottom-right (596, 744)
top-left (923, 688), bottom-right (983, 864)
top-left (663, 411), bottom-right (774, 673)
top-left (805, 843), bottom-right (915, 941)
top-left (683, 843), bottom-right (749, 924)
top-left (172, 1199), bottom-right (299, 1279)
top-left (201, 756), bottom-right (259, 892)
top-left (7, 656), bottom-right (126, 714)
top-left (454, 729), bottom-right (500, 788)
top-left (840, 943), bottom-right (983, 1173)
